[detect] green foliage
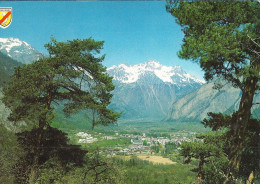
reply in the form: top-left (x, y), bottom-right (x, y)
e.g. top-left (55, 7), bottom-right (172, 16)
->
top-left (0, 124), bottom-right (21, 184)
top-left (82, 150), bottom-right (122, 184)
top-left (52, 108), bottom-right (93, 130)
top-left (167, 0), bottom-right (260, 88)
top-left (151, 145), bottom-right (160, 153)
top-left (35, 157), bottom-right (67, 184)
top-left (180, 113), bottom-right (260, 183)
top-left (0, 51), bottom-right (22, 87)
top-left (181, 132), bottom-right (229, 183)
top-left (201, 112), bottom-right (231, 131)
top-left (87, 137), bottom-right (131, 149)
top-left (164, 142), bottom-right (178, 155)
top-left (112, 156), bottom-right (196, 184)
top-left (202, 112), bottom-right (260, 180)
top-left (233, 118), bottom-right (260, 181)
top-left (167, 1), bottom-right (260, 179)
top-left (2, 37), bottom-right (120, 128)
top-left (147, 132), bottom-right (170, 139)
top-left (14, 126), bottom-right (87, 183)
top-left (1, 37), bottom-right (120, 183)
top-left (36, 150), bottom-right (123, 184)
top-left (143, 140), bottom-right (148, 146)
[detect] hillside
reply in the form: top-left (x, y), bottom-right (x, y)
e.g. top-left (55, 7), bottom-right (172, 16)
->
top-left (0, 51), bottom-right (22, 86)
top-left (167, 81), bottom-right (260, 121)
top-left (0, 52), bottom-right (22, 128)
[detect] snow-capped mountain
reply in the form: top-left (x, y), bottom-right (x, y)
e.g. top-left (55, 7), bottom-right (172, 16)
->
top-left (107, 60), bottom-right (205, 85)
top-left (0, 37), bottom-right (44, 64)
top-left (107, 60), bottom-right (204, 119)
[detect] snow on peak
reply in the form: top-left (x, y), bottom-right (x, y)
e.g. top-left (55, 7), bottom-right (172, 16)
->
top-left (0, 37), bottom-right (33, 54)
top-left (145, 59), bottom-right (162, 69)
top-left (0, 37), bottom-right (43, 64)
top-left (107, 60), bottom-right (205, 84)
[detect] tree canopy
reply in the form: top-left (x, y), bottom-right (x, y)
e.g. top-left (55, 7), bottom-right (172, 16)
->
top-left (2, 38), bottom-right (120, 183)
top-left (167, 0), bottom-right (260, 89)
top-left (3, 38), bottom-right (120, 129)
top-left (167, 0), bottom-right (260, 182)
top-left (181, 113), bottom-right (260, 183)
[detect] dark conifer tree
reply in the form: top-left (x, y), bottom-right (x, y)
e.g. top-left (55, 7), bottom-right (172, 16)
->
top-left (167, 1), bottom-right (260, 181)
top-left (2, 38), bottom-right (120, 183)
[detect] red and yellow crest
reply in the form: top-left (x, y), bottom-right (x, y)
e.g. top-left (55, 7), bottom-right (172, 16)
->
top-left (0, 7), bottom-right (12, 29)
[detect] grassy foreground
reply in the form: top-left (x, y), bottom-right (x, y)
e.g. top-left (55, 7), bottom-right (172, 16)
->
top-left (112, 156), bottom-right (196, 184)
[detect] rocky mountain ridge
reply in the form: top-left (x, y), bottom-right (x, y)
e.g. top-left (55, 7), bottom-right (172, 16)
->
top-left (107, 60), bottom-right (205, 85)
top-left (166, 81), bottom-right (260, 121)
top-left (107, 60), bottom-right (204, 119)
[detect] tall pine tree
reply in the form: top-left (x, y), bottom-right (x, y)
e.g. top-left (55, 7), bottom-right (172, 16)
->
top-left (2, 38), bottom-right (120, 183)
top-left (167, 1), bottom-right (260, 181)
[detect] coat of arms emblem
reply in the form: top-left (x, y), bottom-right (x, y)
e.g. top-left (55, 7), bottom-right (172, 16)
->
top-left (0, 7), bottom-right (12, 29)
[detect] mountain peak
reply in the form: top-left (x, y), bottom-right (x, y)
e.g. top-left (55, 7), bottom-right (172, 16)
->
top-left (0, 37), bottom-right (43, 64)
top-left (0, 37), bottom-right (25, 53)
top-left (145, 59), bottom-right (161, 68)
top-left (109, 60), bottom-right (205, 119)
top-left (107, 60), bottom-right (205, 85)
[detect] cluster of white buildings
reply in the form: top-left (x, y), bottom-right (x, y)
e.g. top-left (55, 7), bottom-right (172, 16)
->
top-left (75, 131), bottom-right (196, 155)
top-left (121, 133), bottom-right (194, 146)
top-left (76, 132), bottom-right (98, 143)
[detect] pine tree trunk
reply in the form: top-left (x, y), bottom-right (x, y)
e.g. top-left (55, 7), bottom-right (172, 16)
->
top-left (228, 76), bottom-right (258, 173)
top-left (197, 155), bottom-right (204, 184)
top-left (27, 124), bottom-right (44, 183)
top-left (27, 90), bottom-right (53, 183)
top-left (27, 111), bottom-right (48, 183)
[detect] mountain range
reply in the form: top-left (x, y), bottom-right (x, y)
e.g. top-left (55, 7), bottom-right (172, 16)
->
top-left (0, 37), bottom-right (259, 124)
top-left (107, 61), bottom-right (204, 119)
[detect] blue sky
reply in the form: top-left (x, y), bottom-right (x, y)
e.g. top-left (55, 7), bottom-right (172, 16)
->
top-left (0, 1), bottom-right (204, 80)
